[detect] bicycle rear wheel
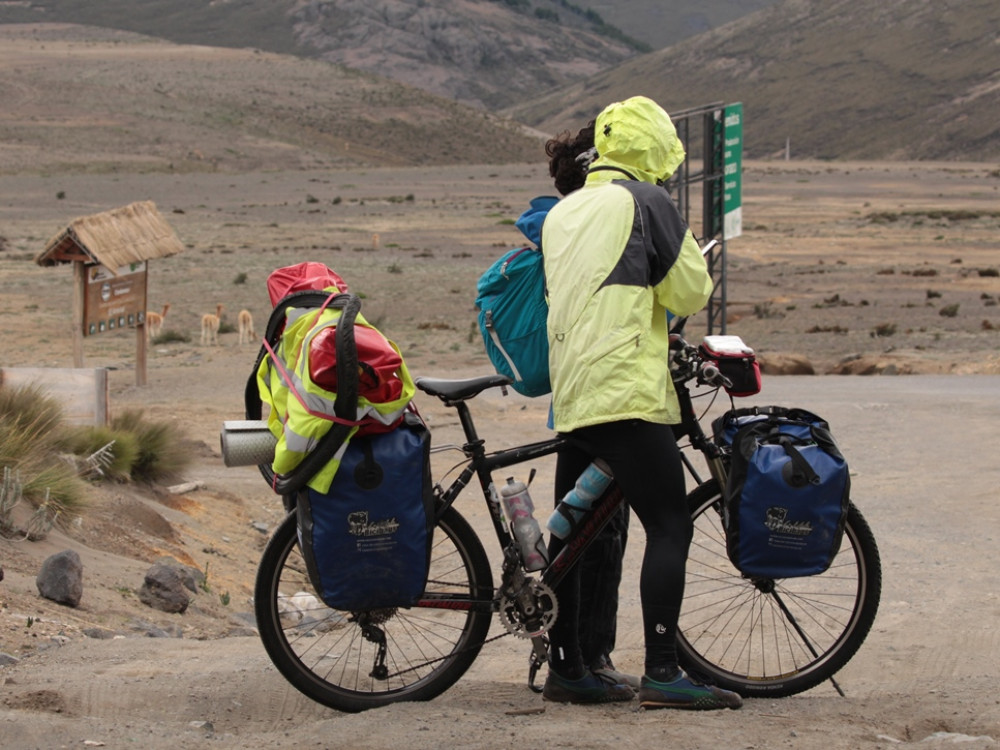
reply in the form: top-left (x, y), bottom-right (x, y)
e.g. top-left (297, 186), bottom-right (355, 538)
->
top-left (255, 504), bottom-right (494, 712)
top-left (678, 479), bottom-right (881, 697)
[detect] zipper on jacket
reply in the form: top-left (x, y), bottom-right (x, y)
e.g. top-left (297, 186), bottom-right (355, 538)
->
top-left (582, 327), bottom-right (642, 365)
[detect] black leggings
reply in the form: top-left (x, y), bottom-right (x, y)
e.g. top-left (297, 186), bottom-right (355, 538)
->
top-left (547, 419), bottom-right (692, 677)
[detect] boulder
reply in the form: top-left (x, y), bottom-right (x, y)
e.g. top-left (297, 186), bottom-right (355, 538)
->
top-left (36, 549), bottom-right (83, 607)
top-left (138, 562), bottom-right (190, 614)
top-left (757, 352), bottom-right (816, 375)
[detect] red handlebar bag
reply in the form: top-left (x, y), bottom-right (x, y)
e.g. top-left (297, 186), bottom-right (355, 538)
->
top-left (699, 335), bottom-right (761, 398)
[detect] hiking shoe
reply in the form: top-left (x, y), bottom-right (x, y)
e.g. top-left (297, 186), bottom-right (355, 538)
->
top-left (592, 664), bottom-right (641, 691)
top-left (542, 669), bottom-right (635, 704)
top-left (638, 671), bottom-right (743, 710)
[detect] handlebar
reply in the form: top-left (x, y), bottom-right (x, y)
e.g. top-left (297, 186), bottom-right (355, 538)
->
top-left (669, 331), bottom-right (734, 391)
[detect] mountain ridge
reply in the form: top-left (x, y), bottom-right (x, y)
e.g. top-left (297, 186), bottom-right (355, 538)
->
top-left (1, 0), bottom-right (997, 162)
top-left (507, 0), bottom-right (1000, 160)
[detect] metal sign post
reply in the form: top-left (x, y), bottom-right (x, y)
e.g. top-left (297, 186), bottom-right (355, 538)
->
top-left (667, 101), bottom-right (743, 336)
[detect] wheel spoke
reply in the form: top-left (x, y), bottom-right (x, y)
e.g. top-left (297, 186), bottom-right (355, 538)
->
top-left (677, 483), bottom-right (881, 697)
top-left (255, 508), bottom-right (494, 711)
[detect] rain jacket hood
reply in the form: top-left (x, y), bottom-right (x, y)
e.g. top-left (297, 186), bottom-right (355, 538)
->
top-left (591, 96), bottom-right (685, 185)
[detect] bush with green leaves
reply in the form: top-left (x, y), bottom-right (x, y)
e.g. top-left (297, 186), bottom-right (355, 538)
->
top-left (56, 425), bottom-right (140, 482)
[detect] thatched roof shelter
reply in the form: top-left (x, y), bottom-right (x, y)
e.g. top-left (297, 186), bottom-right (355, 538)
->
top-left (35, 200), bottom-right (183, 273)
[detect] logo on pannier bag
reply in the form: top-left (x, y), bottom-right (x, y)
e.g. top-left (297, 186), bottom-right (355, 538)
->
top-left (347, 510), bottom-right (400, 538)
top-left (764, 507), bottom-right (813, 536)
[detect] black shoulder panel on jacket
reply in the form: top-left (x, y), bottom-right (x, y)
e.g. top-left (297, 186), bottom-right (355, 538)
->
top-left (602, 181), bottom-right (689, 290)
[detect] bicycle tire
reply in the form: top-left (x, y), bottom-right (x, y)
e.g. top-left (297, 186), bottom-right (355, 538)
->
top-left (678, 479), bottom-right (881, 697)
top-left (255, 504), bottom-right (495, 712)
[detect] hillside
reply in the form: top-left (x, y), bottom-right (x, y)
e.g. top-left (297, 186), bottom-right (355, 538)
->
top-left (1, 1), bottom-right (996, 162)
top-left (0, 0), bottom-right (648, 111)
top-left (0, 24), bottom-right (545, 175)
top-left (572, 0), bottom-right (777, 49)
top-left (507, 0), bottom-right (1000, 161)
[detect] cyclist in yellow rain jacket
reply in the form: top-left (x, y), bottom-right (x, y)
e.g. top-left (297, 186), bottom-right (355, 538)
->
top-left (540, 96), bottom-right (743, 711)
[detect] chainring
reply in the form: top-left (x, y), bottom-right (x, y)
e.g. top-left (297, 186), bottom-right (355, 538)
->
top-left (498, 579), bottom-right (558, 638)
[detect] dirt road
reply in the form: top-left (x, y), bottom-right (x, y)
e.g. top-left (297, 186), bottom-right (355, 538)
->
top-left (2, 161), bottom-right (999, 748)
top-left (3, 374), bottom-right (999, 749)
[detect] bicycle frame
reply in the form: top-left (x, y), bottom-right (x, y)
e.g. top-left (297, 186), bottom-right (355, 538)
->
top-left (418, 340), bottom-right (733, 612)
top-left (421, 384), bottom-right (628, 603)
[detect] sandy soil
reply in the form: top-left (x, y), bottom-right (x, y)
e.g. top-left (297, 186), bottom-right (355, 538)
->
top-left (1, 161), bottom-right (999, 749)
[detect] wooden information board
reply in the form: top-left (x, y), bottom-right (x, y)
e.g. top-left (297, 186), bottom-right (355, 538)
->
top-left (83, 261), bottom-right (147, 337)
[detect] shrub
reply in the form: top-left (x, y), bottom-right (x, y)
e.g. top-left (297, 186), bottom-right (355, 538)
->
top-left (0, 385), bottom-right (91, 525)
top-left (152, 329), bottom-right (190, 344)
top-left (57, 425), bottom-right (140, 482)
top-left (111, 409), bottom-right (191, 483)
top-left (0, 383), bottom-right (64, 454)
top-left (806, 325), bottom-right (848, 334)
top-left (18, 463), bottom-right (91, 523)
top-left (753, 302), bottom-right (783, 319)
top-left (939, 304), bottom-right (960, 318)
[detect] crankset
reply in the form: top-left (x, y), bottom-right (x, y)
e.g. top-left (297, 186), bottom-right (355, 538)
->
top-left (498, 579), bottom-right (558, 638)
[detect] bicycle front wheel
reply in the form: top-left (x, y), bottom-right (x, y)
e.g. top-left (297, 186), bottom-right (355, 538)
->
top-left (255, 504), bottom-right (495, 712)
top-left (678, 479), bottom-right (881, 697)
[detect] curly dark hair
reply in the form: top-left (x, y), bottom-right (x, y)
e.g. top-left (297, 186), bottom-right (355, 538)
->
top-left (545, 120), bottom-right (596, 196)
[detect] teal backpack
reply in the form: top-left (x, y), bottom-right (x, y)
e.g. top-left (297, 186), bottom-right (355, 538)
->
top-left (475, 196), bottom-right (558, 398)
top-left (475, 245), bottom-right (550, 397)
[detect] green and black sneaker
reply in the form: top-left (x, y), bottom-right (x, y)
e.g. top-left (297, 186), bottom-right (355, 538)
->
top-left (638, 671), bottom-right (743, 710)
top-left (542, 669), bottom-right (635, 704)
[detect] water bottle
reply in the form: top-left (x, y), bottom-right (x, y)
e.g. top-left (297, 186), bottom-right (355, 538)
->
top-left (499, 477), bottom-right (548, 571)
top-left (546, 458), bottom-right (613, 539)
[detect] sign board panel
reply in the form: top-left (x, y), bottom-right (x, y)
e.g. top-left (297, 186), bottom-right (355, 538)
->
top-left (723, 102), bottom-right (744, 239)
top-left (84, 261), bottom-right (147, 336)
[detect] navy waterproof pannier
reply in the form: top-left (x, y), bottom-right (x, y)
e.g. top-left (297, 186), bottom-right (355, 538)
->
top-left (296, 410), bottom-right (434, 611)
top-left (715, 406), bottom-right (850, 579)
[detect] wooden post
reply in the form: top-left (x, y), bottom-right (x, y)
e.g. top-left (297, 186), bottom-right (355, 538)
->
top-left (136, 266), bottom-right (148, 386)
top-left (72, 261), bottom-right (85, 368)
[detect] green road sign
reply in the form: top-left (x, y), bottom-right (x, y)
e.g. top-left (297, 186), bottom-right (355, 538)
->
top-left (723, 103), bottom-right (743, 239)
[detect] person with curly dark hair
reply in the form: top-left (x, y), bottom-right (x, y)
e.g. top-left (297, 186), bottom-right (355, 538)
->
top-left (511, 118), bottom-right (639, 691)
top-left (545, 120), bottom-right (596, 195)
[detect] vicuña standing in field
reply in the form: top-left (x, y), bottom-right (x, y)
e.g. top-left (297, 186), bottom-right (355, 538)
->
top-left (201, 303), bottom-right (224, 346)
top-left (238, 309), bottom-right (256, 347)
top-left (146, 303), bottom-right (170, 340)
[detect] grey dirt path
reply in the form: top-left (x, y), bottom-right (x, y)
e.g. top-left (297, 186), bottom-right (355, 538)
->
top-left (2, 375), bottom-right (998, 750)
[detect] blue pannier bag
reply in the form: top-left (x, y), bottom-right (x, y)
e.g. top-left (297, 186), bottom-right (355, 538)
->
top-left (475, 245), bottom-right (550, 397)
top-left (716, 406), bottom-right (850, 578)
top-left (296, 410), bottom-right (434, 611)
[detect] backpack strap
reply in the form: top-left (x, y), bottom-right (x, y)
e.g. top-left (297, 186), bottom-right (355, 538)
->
top-left (259, 293), bottom-right (365, 496)
top-left (244, 289), bottom-right (336, 420)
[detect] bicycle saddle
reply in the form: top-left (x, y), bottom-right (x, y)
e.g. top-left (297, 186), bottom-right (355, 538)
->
top-left (415, 374), bottom-right (513, 401)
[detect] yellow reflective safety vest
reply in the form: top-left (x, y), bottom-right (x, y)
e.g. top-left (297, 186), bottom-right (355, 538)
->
top-left (257, 296), bottom-right (415, 493)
